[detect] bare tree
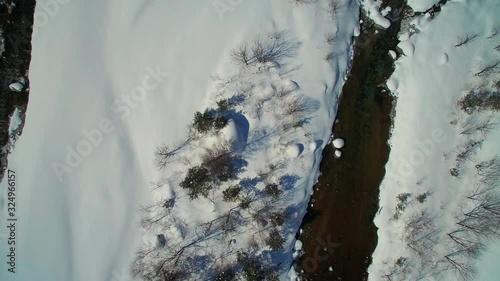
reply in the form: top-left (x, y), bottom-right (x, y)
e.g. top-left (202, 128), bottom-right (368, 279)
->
top-left (218, 209), bottom-right (245, 235)
top-left (466, 183), bottom-right (495, 201)
top-left (282, 95), bottom-right (319, 121)
top-left (447, 227), bottom-right (484, 259)
top-left (230, 31), bottom-right (300, 66)
top-left (252, 98), bottom-right (267, 119)
top-left (443, 251), bottom-right (477, 281)
top-left (325, 31), bottom-right (337, 45)
top-left (381, 257), bottom-right (410, 281)
top-left (325, 51), bottom-right (342, 62)
top-left (441, 174), bottom-right (500, 280)
top-left (474, 59), bottom-right (500, 77)
top-left (257, 163), bottom-right (278, 182)
top-left (455, 139), bottom-right (483, 163)
top-left (230, 42), bottom-right (252, 66)
top-left (155, 139), bottom-right (191, 169)
top-left (475, 156), bottom-right (500, 186)
top-left (202, 140), bottom-right (238, 182)
top-left (290, 0), bottom-right (318, 5)
top-left (252, 31), bottom-right (300, 63)
top-left (275, 83), bottom-right (297, 98)
top-left (140, 200), bottom-right (176, 230)
top-left (460, 116), bottom-right (498, 135)
top-left (456, 193), bottom-right (500, 239)
top-left (487, 26), bottom-right (500, 39)
top-left (327, 0), bottom-right (346, 17)
top-left (455, 32), bottom-right (481, 47)
top-left (404, 211), bottom-right (440, 257)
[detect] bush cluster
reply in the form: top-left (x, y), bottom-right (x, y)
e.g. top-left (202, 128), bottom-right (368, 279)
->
top-left (459, 90), bottom-right (500, 114)
top-left (192, 111), bottom-right (228, 133)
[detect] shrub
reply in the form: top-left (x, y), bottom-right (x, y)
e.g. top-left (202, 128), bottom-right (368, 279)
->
top-left (450, 167), bottom-right (460, 178)
top-left (223, 185), bottom-right (241, 202)
top-left (202, 141), bottom-right (237, 182)
top-left (266, 229), bottom-right (285, 250)
top-left (270, 211), bottom-right (287, 226)
top-left (214, 267), bottom-right (237, 281)
top-left (239, 196), bottom-right (253, 209)
top-left (163, 198), bottom-right (176, 209)
top-left (265, 183), bottom-right (282, 199)
top-left (216, 99), bottom-right (232, 112)
top-left (416, 193), bottom-right (429, 204)
top-left (179, 166), bottom-right (213, 200)
top-left (216, 162), bottom-right (236, 182)
top-left (192, 111), bottom-right (228, 134)
top-left (237, 253), bottom-right (278, 281)
top-left (393, 193), bottom-right (412, 219)
top-left (230, 31), bottom-right (299, 66)
top-left (459, 90), bottom-right (500, 113)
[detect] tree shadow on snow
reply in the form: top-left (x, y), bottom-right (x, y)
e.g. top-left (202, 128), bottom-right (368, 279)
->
top-left (239, 177), bottom-right (260, 190)
top-left (279, 174), bottom-right (300, 191)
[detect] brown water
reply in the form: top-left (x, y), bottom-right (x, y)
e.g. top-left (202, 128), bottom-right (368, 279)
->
top-left (295, 1), bottom-right (408, 280)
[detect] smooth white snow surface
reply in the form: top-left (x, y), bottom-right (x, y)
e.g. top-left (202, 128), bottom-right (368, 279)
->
top-left (369, 0), bottom-right (500, 280)
top-left (0, 1), bottom-right (359, 281)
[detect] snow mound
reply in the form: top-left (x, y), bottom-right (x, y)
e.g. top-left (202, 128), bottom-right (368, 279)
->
top-left (408, 0), bottom-right (438, 12)
top-left (282, 79), bottom-right (300, 91)
top-left (388, 50), bottom-right (397, 59)
top-left (287, 143), bottom-right (304, 158)
top-left (386, 77), bottom-right (399, 91)
top-left (398, 40), bottom-right (415, 56)
top-left (9, 82), bottom-right (24, 92)
top-left (294, 239), bottom-right (303, 251)
top-left (334, 150), bottom-right (342, 158)
top-left (364, 0), bottom-right (391, 29)
top-left (354, 25), bottom-right (361, 37)
top-left (332, 138), bottom-right (345, 149)
top-left (222, 115), bottom-right (249, 152)
top-left (438, 52), bottom-right (449, 65)
top-left (9, 108), bottom-right (22, 135)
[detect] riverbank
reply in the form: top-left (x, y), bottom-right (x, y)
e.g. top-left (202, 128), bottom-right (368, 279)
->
top-left (0, 0), bottom-right (35, 180)
top-left (296, 1), bottom-right (407, 280)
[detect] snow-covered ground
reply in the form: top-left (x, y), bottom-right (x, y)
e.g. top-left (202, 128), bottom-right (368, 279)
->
top-left (0, 0), bottom-right (359, 280)
top-left (369, 0), bottom-right (500, 280)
